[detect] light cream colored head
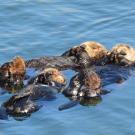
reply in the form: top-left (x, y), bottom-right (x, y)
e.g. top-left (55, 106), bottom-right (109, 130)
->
top-left (112, 44), bottom-right (135, 62)
top-left (80, 41), bottom-right (108, 59)
top-left (43, 68), bottom-right (66, 85)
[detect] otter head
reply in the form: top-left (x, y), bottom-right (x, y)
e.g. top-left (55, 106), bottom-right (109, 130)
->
top-left (31, 68), bottom-right (67, 92)
top-left (0, 56), bottom-right (25, 83)
top-left (62, 41), bottom-right (108, 67)
top-left (80, 71), bottom-right (101, 98)
top-left (81, 41), bottom-right (107, 59)
top-left (110, 44), bottom-right (135, 66)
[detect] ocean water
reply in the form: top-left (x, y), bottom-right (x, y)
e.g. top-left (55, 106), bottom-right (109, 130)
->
top-left (1, 0), bottom-right (135, 135)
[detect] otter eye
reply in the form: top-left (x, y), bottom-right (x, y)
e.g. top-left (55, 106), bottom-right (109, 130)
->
top-left (120, 50), bottom-right (127, 55)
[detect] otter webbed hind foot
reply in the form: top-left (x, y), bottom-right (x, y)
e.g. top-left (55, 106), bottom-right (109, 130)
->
top-left (58, 100), bottom-right (79, 111)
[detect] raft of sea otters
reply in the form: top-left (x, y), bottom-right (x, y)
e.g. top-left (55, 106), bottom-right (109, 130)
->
top-left (0, 41), bottom-right (135, 120)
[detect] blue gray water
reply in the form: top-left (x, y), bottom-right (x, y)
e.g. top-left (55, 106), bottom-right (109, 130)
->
top-left (1, 0), bottom-right (135, 135)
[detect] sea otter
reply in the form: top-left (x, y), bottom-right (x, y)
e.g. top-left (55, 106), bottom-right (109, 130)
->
top-left (25, 41), bottom-right (109, 71)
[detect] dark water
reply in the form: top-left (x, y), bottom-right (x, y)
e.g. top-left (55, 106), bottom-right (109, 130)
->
top-left (1, 0), bottom-right (135, 135)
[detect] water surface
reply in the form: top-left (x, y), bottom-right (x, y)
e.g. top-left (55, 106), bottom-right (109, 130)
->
top-left (0, 0), bottom-right (135, 135)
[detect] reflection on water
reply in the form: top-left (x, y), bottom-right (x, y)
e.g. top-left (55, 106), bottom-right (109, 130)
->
top-left (80, 96), bottom-right (102, 106)
top-left (1, 0), bottom-right (135, 135)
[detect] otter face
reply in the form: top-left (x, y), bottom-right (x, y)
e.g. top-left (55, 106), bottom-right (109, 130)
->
top-left (0, 56), bottom-right (25, 82)
top-left (110, 44), bottom-right (135, 65)
top-left (30, 68), bottom-right (67, 92)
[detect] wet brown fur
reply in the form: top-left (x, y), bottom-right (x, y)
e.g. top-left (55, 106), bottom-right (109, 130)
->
top-left (0, 56), bottom-right (26, 78)
top-left (83, 71), bottom-right (101, 92)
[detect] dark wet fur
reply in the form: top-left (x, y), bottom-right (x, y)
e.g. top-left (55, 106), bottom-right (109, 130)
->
top-left (25, 56), bottom-right (79, 70)
top-left (16, 85), bottom-right (58, 101)
top-left (1, 85), bottom-right (58, 118)
top-left (3, 94), bottom-right (40, 117)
